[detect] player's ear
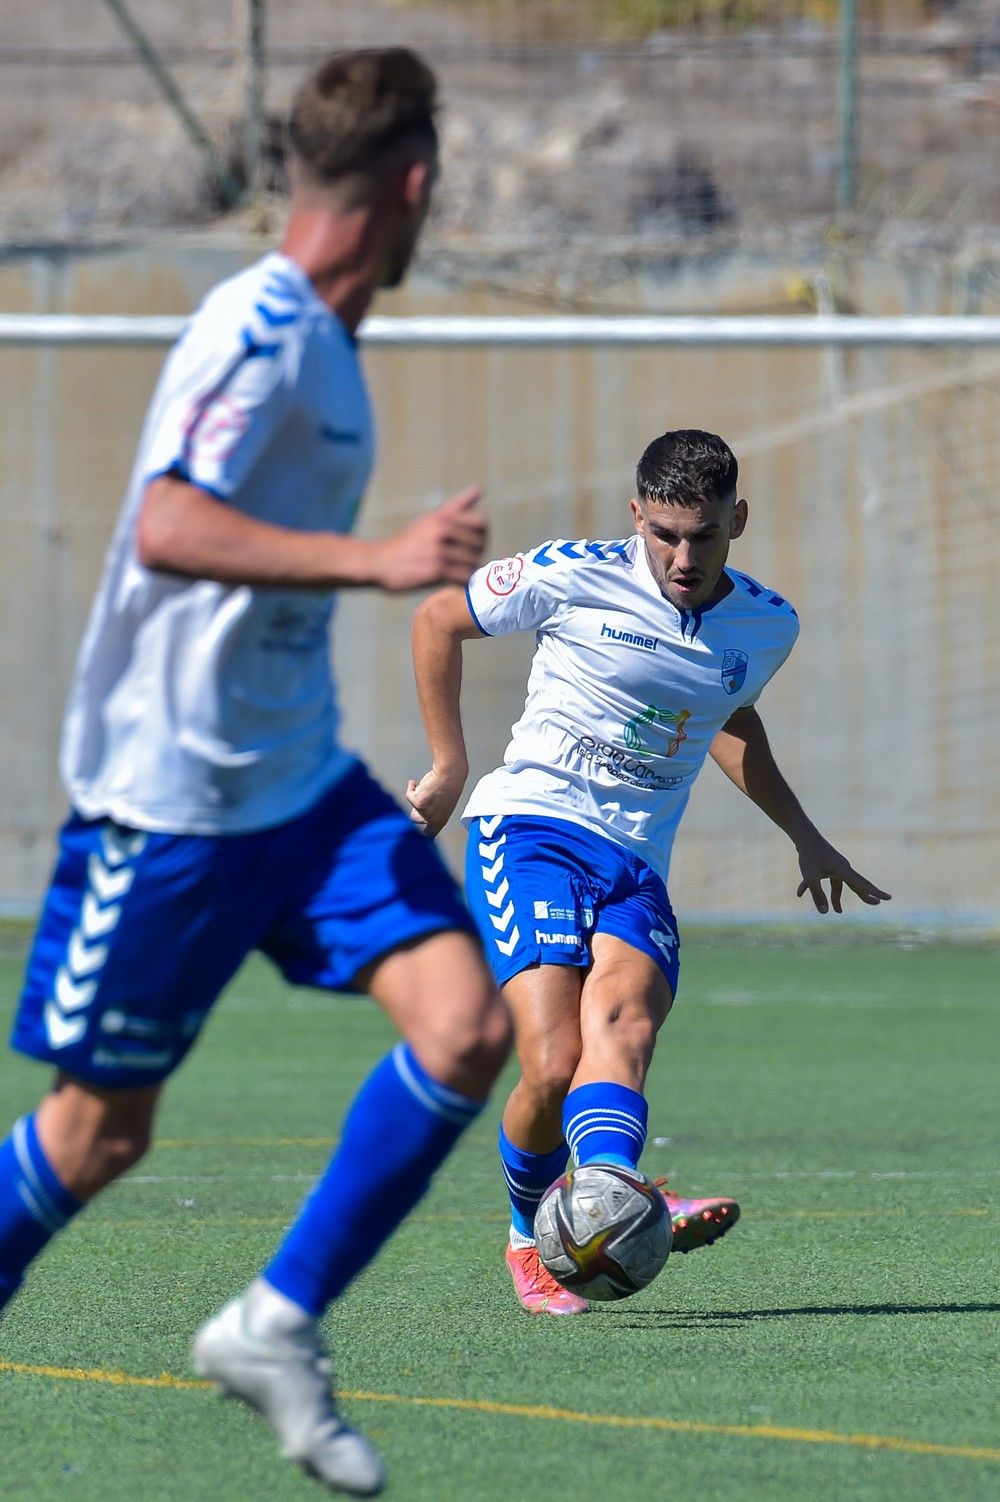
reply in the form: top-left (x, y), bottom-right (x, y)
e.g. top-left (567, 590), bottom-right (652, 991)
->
top-left (630, 497), bottom-right (644, 533)
top-left (730, 498), bottom-right (748, 539)
top-left (402, 157), bottom-right (433, 211)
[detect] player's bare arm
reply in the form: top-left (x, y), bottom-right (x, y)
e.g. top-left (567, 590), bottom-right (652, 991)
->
top-left (709, 705), bottom-right (891, 913)
top-left (408, 585), bottom-right (484, 835)
top-left (138, 474), bottom-right (487, 592)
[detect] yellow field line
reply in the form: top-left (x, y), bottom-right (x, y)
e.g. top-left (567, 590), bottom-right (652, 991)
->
top-left (1, 1360), bottom-right (997, 1464)
top-left (154, 1138), bottom-right (335, 1149)
top-left (1, 1360), bottom-right (206, 1391)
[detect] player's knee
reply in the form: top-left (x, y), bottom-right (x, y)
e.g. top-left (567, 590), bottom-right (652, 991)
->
top-left (521, 1040), bottom-right (580, 1110)
top-left (412, 981), bottom-right (511, 1096)
top-left (451, 992), bottom-right (512, 1088)
top-left (478, 995), bottom-right (514, 1072)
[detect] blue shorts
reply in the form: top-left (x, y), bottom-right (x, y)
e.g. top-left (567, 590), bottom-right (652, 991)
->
top-left (13, 762), bottom-right (475, 1088)
top-left (464, 815), bottom-right (680, 995)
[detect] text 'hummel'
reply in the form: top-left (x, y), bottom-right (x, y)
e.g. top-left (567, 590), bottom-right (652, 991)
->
top-left (601, 623), bottom-right (658, 651)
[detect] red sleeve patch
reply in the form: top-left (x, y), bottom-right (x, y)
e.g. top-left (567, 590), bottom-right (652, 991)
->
top-left (187, 396), bottom-right (249, 466)
top-left (486, 555), bottom-right (524, 596)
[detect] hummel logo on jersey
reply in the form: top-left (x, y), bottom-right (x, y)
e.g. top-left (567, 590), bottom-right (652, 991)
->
top-left (535, 930), bottom-right (580, 946)
top-left (650, 926), bottom-right (678, 957)
top-left (600, 623), bottom-right (658, 652)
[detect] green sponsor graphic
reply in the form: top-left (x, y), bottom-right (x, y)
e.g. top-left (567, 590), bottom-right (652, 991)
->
top-left (623, 704), bottom-right (691, 759)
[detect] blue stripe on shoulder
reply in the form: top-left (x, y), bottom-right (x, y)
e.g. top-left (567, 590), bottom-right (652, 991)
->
top-left (241, 328), bottom-right (281, 357)
top-left (731, 569), bottom-right (795, 613)
top-left (730, 569), bottom-right (763, 597)
top-left (529, 539), bottom-right (629, 567)
top-left (254, 300), bottom-right (300, 327)
top-left (262, 274), bottom-right (305, 305)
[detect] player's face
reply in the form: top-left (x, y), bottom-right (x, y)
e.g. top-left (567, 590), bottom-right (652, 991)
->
top-left (631, 494), bottom-right (748, 610)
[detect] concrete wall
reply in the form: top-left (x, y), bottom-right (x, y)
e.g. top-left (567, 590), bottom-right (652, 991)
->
top-left (1, 239), bottom-right (997, 923)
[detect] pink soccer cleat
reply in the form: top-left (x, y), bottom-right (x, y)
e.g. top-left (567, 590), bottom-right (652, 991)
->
top-left (652, 1178), bottom-right (740, 1254)
top-left (504, 1244), bottom-right (590, 1315)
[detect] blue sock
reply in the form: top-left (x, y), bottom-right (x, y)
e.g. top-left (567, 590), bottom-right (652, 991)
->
top-left (498, 1127), bottom-right (570, 1240)
top-left (0, 1114), bottom-right (84, 1310)
top-left (264, 1043), bottom-right (485, 1316)
top-left (562, 1083), bottom-right (648, 1170)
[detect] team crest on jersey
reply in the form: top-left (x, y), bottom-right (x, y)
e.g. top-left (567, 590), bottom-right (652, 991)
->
top-left (486, 556), bottom-right (524, 596)
top-left (722, 649), bottom-right (749, 695)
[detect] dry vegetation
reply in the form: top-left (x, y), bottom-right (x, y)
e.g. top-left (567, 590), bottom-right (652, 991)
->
top-left (1, 0), bottom-right (998, 268)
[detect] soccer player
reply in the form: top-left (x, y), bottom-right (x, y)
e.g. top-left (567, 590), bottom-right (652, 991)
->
top-left (408, 428), bottom-right (891, 1316)
top-left (0, 50), bottom-right (511, 1494)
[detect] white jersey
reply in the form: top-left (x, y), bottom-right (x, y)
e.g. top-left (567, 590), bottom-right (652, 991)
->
top-left (61, 252), bottom-right (374, 835)
top-left (463, 535), bottom-right (799, 881)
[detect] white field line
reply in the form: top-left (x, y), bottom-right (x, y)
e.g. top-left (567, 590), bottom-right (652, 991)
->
top-left (692, 991), bottom-right (992, 1008)
top-left (120, 1167), bottom-right (1000, 1187)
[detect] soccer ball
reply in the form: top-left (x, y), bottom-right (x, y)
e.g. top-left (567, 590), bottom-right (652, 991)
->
top-left (534, 1162), bottom-right (672, 1302)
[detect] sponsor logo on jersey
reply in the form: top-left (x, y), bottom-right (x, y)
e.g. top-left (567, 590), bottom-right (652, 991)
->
top-left (624, 705), bottom-right (691, 759)
top-left (600, 622), bottom-right (659, 652)
top-left (534, 900), bottom-right (592, 924)
top-left (486, 556), bottom-right (524, 596)
top-left (259, 602), bottom-right (329, 654)
top-left (722, 649), bottom-right (749, 695)
top-left (575, 735), bottom-right (685, 792)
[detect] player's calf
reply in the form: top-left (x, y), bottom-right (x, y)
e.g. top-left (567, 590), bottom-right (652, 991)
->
top-left (0, 1081), bottom-right (158, 1313)
top-left (0, 1112), bottom-right (85, 1313)
top-left (35, 1078), bottom-right (160, 1197)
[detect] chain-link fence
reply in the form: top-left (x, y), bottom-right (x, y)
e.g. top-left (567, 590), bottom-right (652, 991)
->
top-left (1, 1), bottom-right (998, 257)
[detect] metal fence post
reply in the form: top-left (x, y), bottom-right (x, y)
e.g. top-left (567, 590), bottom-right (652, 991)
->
top-left (837, 0), bottom-right (858, 220)
top-left (233, 0), bottom-right (267, 199)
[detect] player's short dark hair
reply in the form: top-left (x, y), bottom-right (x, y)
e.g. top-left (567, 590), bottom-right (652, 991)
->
top-left (288, 48), bottom-right (439, 183)
top-left (635, 430), bottom-right (739, 507)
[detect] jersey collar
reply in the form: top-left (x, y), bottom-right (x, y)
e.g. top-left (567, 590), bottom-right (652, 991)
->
top-left (266, 253), bottom-right (360, 349)
top-left (631, 537), bottom-right (736, 634)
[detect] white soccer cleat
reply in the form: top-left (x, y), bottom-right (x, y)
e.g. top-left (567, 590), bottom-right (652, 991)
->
top-left (192, 1292), bottom-right (385, 1496)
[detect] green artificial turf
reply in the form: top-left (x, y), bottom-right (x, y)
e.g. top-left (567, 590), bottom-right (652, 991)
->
top-left (1, 931), bottom-right (997, 1501)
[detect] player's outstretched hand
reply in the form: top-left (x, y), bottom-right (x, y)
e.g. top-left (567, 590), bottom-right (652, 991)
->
top-left (795, 833), bottom-right (892, 914)
top-left (373, 487), bottom-right (487, 591)
top-left (406, 765), bottom-right (467, 838)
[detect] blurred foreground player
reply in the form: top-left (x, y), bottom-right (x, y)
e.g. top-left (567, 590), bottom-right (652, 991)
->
top-left (0, 50), bottom-right (510, 1493)
top-left (409, 429), bottom-right (890, 1315)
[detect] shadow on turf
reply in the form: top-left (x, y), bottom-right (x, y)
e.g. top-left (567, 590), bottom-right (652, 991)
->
top-left (613, 1302), bottom-right (1000, 1327)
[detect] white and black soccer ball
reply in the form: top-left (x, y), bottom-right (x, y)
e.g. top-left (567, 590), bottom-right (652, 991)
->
top-left (534, 1162), bottom-right (672, 1302)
